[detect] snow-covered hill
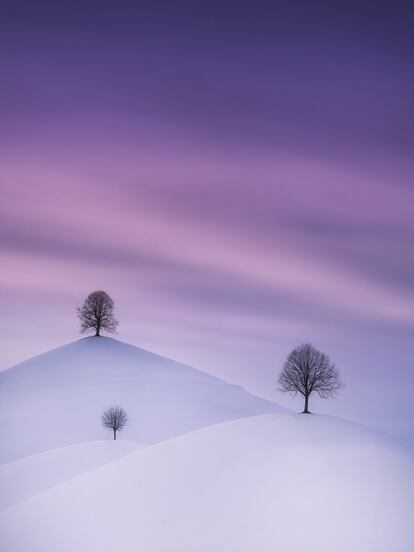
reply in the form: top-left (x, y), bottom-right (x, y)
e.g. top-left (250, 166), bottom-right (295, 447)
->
top-left (0, 440), bottom-right (144, 509)
top-left (0, 336), bottom-right (282, 462)
top-left (1, 413), bottom-right (413, 552)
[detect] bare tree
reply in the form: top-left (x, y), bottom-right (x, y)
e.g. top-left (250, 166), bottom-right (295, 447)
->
top-left (278, 343), bottom-right (342, 413)
top-left (77, 290), bottom-right (118, 336)
top-left (102, 407), bottom-right (128, 440)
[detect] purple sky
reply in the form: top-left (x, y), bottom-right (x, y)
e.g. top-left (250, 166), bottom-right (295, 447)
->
top-left (1, 1), bottom-right (413, 438)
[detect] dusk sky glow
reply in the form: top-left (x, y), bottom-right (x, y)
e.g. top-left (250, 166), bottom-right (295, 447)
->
top-left (1, 1), bottom-right (413, 438)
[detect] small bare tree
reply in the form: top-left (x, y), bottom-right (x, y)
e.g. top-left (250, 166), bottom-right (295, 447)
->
top-left (102, 407), bottom-right (128, 440)
top-left (278, 343), bottom-right (342, 413)
top-left (77, 290), bottom-right (118, 336)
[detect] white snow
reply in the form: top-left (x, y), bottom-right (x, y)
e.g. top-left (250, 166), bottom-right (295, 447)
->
top-left (1, 413), bottom-right (413, 552)
top-left (0, 336), bottom-right (282, 462)
top-left (2, 337), bottom-right (412, 551)
top-left (0, 440), bottom-right (144, 509)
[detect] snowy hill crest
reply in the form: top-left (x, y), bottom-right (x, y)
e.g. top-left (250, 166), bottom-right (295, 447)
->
top-left (0, 337), bottom-right (282, 462)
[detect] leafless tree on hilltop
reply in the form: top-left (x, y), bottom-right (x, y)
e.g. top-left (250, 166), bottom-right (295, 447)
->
top-left (77, 290), bottom-right (118, 336)
top-left (278, 343), bottom-right (343, 413)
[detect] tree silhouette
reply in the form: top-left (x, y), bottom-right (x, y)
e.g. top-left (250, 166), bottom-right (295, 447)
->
top-left (278, 343), bottom-right (342, 413)
top-left (77, 290), bottom-right (118, 336)
top-left (101, 407), bottom-right (128, 440)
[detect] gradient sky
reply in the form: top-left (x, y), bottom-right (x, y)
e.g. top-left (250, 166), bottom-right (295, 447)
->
top-left (1, 1), bottom-right (413, 439)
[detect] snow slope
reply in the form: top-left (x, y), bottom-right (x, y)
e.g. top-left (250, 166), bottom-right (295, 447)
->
top-left (0, 440), bottom-right (144, 509)
top-left (0, 336), bottom-right (282, 462)
top-left (1, 413), bottom-right (413, 552)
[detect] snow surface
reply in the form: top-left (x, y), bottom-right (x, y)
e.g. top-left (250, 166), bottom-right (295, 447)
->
top-left (2, 337), bottom-right (412, 551)
top-left (0, 440), bottom-right (144, 509)
top-left (1, 413), bottom-right (413, 552)
top-left (0, 337), bottom-right (282, 462)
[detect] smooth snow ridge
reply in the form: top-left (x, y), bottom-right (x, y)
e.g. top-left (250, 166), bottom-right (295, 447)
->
top-left (1, 413), bottom-right (413, 552)
top-left (0, 440), bottom-right (144, 509)
top-left (0, 337), bottom-right (283, 462)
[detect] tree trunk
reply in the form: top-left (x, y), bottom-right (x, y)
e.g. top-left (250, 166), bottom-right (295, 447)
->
top-left (303, 394), bottom-right (310, 414)
top-left (113, 429), bottom-right (116, 440)
top-left (95, 327), bottom-right (100, 337)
